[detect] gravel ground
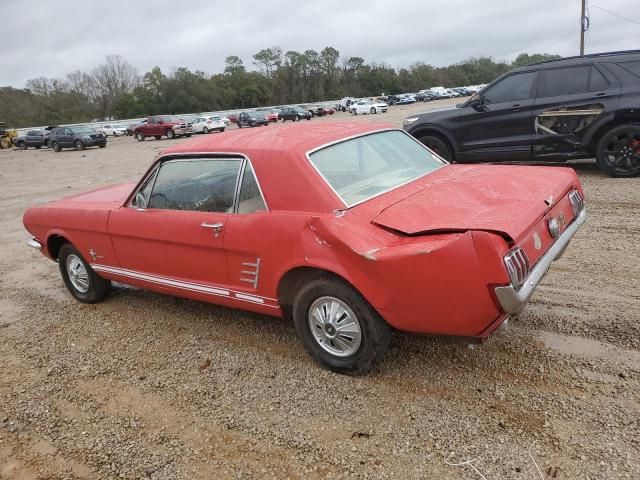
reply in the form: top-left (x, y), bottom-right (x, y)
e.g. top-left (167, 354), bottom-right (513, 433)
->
top-left (0, 99), bottom-right (638, 479)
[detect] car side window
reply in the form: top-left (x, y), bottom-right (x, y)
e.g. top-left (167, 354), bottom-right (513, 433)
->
top-left (483, 72), bottom-right (537, 104)
top-left (64, 128), bottom-right (73, 135)
top-left (237, 162), bottom-right (267, 214)
top-left (537, 66), bottom-right (603, 98)
top-left (147, 158), bottom-right (242, 213)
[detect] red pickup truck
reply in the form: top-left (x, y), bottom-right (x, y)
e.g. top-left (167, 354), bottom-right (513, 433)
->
top-left (133, 115), bottom-right (193, 141)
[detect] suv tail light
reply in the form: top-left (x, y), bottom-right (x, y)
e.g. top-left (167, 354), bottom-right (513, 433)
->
top-left (568, 190), bottom-right (584, 217)
top-left (504, 247), bottom-right (530, 290)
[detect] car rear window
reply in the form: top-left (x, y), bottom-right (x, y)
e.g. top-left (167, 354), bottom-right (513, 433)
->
top-left (618, 61), bottom-right (640, 78)
top-left (308, 130), bottom-right (444, 208)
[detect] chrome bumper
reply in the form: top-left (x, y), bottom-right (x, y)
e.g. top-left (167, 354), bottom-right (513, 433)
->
top-left (494, 208), bottom-right (587, 315)
top-left (27, 238), bottom-right (42, 249)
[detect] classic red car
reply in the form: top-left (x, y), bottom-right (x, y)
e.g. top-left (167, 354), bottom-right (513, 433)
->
top-left (23, 123), bottom-right (586, 373)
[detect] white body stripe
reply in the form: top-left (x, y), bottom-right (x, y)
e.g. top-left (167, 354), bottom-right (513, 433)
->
top-left (91, 264), bottom-right (279, 308)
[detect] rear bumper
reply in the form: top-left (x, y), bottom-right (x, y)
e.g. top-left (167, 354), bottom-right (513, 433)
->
top-left (494, 208), bottom-right (586, 314)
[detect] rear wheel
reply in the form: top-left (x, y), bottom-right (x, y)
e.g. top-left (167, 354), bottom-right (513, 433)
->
top-left (166, 129), bottom-right (175, 139)
top-left (418, 134), bottom-right (452, 162)
top-left (58, 244), bottom-right (110, 303)
top-left (596, 124), bottom-right (640, 177)
top-left (218, 127), bottom-right (225, 132)
top-left (203, 126), bottom-right (209, 134)
top-left (51, 141), bottom-right (61, 152)
top-left (292, 277), bottom-right (391, 374)
top-left (74, 140), bottom-right (85, 151)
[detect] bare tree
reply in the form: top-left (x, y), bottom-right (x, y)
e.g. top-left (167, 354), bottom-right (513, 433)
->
top-left (90, 55), bottom-right (140, 119)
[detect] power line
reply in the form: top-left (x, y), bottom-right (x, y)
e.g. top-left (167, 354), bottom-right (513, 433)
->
top-left (591, 4), bottom-right (640, 25)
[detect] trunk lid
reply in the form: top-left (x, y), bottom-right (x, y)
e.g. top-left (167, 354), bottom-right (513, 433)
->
top-left (370, 165), bottom-right (578, 242)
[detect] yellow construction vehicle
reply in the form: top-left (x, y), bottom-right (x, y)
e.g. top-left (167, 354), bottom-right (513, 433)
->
top-left (0, 122), bottom-right (18, 149)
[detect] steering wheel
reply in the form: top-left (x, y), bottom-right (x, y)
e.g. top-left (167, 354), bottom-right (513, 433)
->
top-left (169, 180), bottom-right (209, 210)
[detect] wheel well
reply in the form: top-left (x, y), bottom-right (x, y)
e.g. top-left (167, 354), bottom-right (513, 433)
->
top-left (412, 128), bottom-right (455, 159)
top-left (590, 119), bottom-right (640, 151)
top-left (277, 267), bottom-right (349, 308)
top-left (47, 234), bottom-right (69, 260)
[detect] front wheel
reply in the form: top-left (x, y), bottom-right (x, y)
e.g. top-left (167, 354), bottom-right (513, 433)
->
top-left (418, 134), bottom-right (452, 162)
top-left (166, 129), bottom-right (175, 139)
top-left (203, 127), bottom-right (209, 134)
top-left (58, 244), bottom-right (110, 303)
top-left (51, 141), bottom-right (61, 152)
top-left (596, 124), bottom-right (640, 177)
top-left (370, 107), bottom-right (376, 114)
top-left (136, 132), bottom-right (145, 141)
top-left (74, 140), bottom-right (85, 151)
top-left (18, 141), bottom-right (27, 150)
top-left (292, 278), bottom-right (391, 374)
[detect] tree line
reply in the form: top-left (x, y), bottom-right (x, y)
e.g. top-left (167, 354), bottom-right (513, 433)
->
top-left (0, 50), bottom-right (559, 127)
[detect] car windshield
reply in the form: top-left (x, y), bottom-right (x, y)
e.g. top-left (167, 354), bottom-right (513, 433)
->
top-left (70, 126), bottom-right (94, 134)
top-left (309, 130), bottom-right (445, 207)
top-left (159, 115), bottom-right (181, 122)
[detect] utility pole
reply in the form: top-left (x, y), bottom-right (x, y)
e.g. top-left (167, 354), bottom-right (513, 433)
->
top-left (580, 0), bottom-right (586, 56)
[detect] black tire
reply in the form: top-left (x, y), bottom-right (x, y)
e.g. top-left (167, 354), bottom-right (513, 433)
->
top-left (154, 135), bottom-right (161, 140)
top-left (595, 124), bottom-right (640, 177)
top-left (166, 129), bottom-right (175, 139)
top-left (203, 126), bottom-right (209, 134)
top-left (370, 107), bottom-right (376, 114)
top-left (250, 121), bottom-right (256, 127)
top-left (418, 134), bottom-right (452, 162)
top-left (295, 115), bottom-right (300, 121)
top-left (218, 127), bottom-right (225, 132)
top-left (99, 143), bottom-right (106, 148)
top-left (136, 132), bottom-right (145, 142)
top-left (35, 146), bottom-right (42, 149)
top-left (306, 116), bottom-right (311, 121)
top-left (74, 140), bottom-right (85, 151)
top-left (185, 134), bottom-right (192, 137)
top-left (58, 243), bottom-right (110, 303)
top-left (292, 277), bottom-right (391, 374)
top-left (18, 141), bottom-right (27, 150)
top-left (51, 141), bottom-right (61, 152)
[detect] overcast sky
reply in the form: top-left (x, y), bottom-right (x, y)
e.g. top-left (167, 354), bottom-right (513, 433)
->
top-left (1, 0), bottom-right (638, 87)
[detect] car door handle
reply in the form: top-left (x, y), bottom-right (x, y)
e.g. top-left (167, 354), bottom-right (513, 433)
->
top-left (512, 103), bottom-right (521, 111)
top-left (201, 222), bottom-right (224, 237)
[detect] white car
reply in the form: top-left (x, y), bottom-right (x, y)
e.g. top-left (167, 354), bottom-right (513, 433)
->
top-left (192, 116), bottom-right (226, 134)
top-left (102, 124), bottom-right (127, 137)
top-left (350, 101), bottom-right (388, 115)
top-left (211, 115), bottom-right (230, 126)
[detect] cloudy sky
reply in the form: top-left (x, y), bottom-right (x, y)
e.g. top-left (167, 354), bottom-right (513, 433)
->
top-left (1, 0), bottom-right (638, 87)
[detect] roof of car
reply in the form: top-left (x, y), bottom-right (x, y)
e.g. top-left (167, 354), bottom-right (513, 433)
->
top-left (517, 50), bottom-right (640, 71)
top-left (158, 122), bottom-right (395, 212)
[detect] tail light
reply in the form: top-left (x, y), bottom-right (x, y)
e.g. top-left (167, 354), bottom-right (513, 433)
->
top-left (568, 190), bottom-right (584, 217)
top-left (504, 247), bottom-right (530, 290)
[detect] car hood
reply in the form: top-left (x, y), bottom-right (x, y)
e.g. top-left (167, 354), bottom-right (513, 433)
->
top-left (414, 106), bottom-right (459, 122)
top-left (45, 182), bottom-right (135, 210)
top-left (370, 165), bottom-right (578, 242)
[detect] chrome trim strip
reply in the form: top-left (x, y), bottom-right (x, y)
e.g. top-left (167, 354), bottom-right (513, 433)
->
top-left (305, 128), bottom-right (447, 209)
top-left (90, 264), bottom-right (279, 308)
top-left (27, 238), bottom-right (42, 249)
top-left (494, 208), bottom-right (587, 315)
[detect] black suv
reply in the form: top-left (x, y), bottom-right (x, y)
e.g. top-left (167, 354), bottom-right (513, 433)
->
top-left (48, 126), bottom-right (106, 152)
top-left (12, 130), bottom-right (50, 150)
top-left (404, 50), bottom-right (640, 177)
top-left (237, 111), bottom-right (269, 128)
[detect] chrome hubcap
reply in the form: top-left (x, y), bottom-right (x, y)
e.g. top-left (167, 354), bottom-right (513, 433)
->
top-left (308, 296), bottom-right (362, 357)
top-left (66, 254), bottom-right (89, 293)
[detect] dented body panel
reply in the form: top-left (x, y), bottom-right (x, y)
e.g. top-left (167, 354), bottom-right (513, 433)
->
top-left (24, 123), bottom-right (585, 338)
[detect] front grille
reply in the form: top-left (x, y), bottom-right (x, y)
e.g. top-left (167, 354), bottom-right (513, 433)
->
top-left (504, 247), bottom-right (530, 290)
top-left (568, 190), bottom-right (584, 217)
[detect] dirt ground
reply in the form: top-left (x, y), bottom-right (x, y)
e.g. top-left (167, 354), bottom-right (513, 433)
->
top-left (0, 99), bottom-right (638, 479)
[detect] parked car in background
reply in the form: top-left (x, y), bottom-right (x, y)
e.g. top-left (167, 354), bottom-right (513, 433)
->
top-left (23, 123), bottom-right (586, 373)
top-left (102, 124), bottom-right (127, 137)
top-left (227, 113), bottom-right (239, 124)
top-left (12, 130), bottom-right (50, 150)
top-left (192, 116), bottom-right (226, 134)
top-left (279, 106), bottom-right (312, 121)
top-left (404, 50), bottom-right (640, 177)
top-left (350, 100), bottom-right (388, 115)
top-left (211, 115), bottom-right (230, 126)
top-left (133, 115), bottom-right (193, 141)
top-left (265, 111), bottom-right (279, 123)
top-left (237, 111), bottom-right (269, 128)
top-left (396, 96), bottom-right (417, 105)
top-left (48, 126), bottom-right (106, 152)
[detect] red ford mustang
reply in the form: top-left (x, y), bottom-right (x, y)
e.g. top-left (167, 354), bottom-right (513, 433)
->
top-left (23, 123), bottom-right (586, 373)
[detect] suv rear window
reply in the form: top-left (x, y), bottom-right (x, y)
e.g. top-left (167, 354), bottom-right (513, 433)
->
top-left (618, 61), bottom-right (640, 78)
top-left (538, 66), bottom-right (609, 97)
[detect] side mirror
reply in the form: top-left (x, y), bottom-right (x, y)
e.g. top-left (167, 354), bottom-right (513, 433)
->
top-left (157, 120), bottom-right (164, 125)
top-left (135, 192), bottom-right (147, 210)
top-left (468, 95), bottom-right (485, 111)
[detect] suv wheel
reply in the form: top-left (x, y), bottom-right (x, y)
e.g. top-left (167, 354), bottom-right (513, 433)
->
top-left (292, 277), bottom-right (391, 374)
top-left (596, 124), bottom-right (640, 177)
top-left (418, 134), bottom-right (452, 162)
top-left (18, 141), bottom-right (27, 150)
top-left (136, 132), bottom-right (145, 141)
top-left (51, 141), bottom-right (61, 152)
top-left (74, 140), bottom-right (85, 151)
